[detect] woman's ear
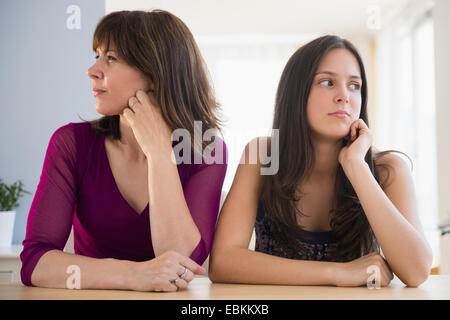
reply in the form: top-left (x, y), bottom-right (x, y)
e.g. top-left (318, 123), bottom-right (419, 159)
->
top-left (148, 79), bottom-right (155, 92)
top-left (142, 77), bottom-right (155, 93)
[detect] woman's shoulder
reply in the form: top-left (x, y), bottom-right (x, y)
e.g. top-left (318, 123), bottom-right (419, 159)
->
top-left (52, 121), bottom-right (94, 138)
top-left (48, 122), bottom-right (77, 147)
top-left (197, 134), bottom-right (228, 166)
top-left (48, 121), bottom-right (99, 157)
top-left (180, 134), bottom-right (228, 176)
top-left (210, 134), bottom-right (228, 155)
top-left (71, 121), bottom-right (98, 135)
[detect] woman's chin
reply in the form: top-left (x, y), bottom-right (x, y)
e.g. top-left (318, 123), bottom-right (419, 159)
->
top-left (95, 105), bottom-right (122, 116)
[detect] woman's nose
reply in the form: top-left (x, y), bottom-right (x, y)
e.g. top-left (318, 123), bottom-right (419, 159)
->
top-left (87, 64), bottom-right (103, 80)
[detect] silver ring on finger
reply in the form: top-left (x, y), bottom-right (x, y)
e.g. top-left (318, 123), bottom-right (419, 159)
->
top-left (179, 267), bottom-right (188, 279)
top-left (170, 277), bottom-right (180, 285)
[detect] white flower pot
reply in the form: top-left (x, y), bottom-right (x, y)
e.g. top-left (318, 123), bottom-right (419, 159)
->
top-left (0, 211), bottom-right (16, 247)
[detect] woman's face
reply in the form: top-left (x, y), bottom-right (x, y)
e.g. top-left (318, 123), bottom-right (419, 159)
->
top-left (87, 45), bottom-right (151, 116)
top-left (306, 48), bottom-right (362, 141)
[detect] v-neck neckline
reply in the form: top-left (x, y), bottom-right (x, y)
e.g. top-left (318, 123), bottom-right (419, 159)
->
top-left (102, 135), bottom-right (149, 216)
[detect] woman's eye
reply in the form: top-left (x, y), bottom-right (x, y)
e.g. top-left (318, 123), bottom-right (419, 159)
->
top-left (349, 83), bottom-right (361, 90)
top-left (93, 55), bottom-right (116, 61)
top-left (319, 79), bottom-right (333, 86)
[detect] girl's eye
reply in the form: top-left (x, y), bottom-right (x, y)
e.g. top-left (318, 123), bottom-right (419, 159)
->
top-left (349, 83), bottom-right (361, 90)
top-left (319, 79), bottom-right (333, 86)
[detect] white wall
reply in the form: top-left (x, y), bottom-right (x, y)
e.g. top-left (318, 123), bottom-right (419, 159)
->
top-left (105, 0), bottom-right (408, 37)
top-left (0, 0), bottom-right (105, 244)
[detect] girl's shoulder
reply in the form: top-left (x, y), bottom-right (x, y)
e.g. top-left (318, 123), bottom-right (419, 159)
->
top-left (372, 146), bottom-right (411, 168)
top-left (372, 146), bottom-right (412, 189)
top-left (243, 136), bottom-right (273, 163)
top-left (240, 136), bottom-right (277, 190)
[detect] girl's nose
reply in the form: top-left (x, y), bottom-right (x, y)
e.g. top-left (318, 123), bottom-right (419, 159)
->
top-left (334, 86), bottom-right (349, 104)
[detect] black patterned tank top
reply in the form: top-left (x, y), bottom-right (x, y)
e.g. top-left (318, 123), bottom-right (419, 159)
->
top-left (254, 201), bottom-right (339, 261)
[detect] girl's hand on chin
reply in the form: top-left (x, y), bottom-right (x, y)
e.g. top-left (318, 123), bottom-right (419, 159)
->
top-left (338, 118), bottom-right (373, 169)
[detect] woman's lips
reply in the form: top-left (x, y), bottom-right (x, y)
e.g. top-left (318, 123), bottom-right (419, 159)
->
top-left (93, 89), bottom-right (106, 96)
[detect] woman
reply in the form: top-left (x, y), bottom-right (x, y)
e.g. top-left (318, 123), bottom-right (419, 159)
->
top-left (209, 35), bottom-right (432, 287)
top-left (20, 10), bottom-right (227, 292)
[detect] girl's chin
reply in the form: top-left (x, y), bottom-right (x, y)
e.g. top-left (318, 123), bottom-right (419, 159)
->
top-left (312, 130), bottom-right (349, 142)
top-left (324, 128), bottom-right (351, 141)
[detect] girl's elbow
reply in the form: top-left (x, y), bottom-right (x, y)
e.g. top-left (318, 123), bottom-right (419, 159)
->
top-left (207, 260), bottom-right (219, 283)
top-left (208, 269), bottom-right (221, 283)
top-left (404, 272), bottom-right (429, 287)
top-left (207, 252), bottom-right (225, 283)
top-left (403, 264), bottom-right (431, 287)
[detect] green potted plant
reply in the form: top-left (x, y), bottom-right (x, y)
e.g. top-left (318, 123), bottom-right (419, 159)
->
top-left (0, 179), bottom-right (32, 247)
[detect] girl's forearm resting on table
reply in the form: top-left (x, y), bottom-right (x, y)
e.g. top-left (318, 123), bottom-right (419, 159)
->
top-left (31, 249), bottom-right (134, 289)
top-left (209, 247), bottom-right (337, 286)
top-left (343, 160), bottom-right (432, 286)
top-left (147, 155), bottom-right (201, 257)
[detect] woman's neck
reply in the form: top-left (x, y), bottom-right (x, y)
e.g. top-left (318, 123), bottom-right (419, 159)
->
top-left (115, 115), bottom-right (147, 163)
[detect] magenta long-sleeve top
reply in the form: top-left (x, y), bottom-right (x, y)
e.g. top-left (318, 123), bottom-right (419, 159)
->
top-left (20, 122), bottom-right (227, 286)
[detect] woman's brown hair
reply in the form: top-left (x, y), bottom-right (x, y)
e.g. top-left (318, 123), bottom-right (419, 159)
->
top-left (260, 35), bottom-right (411, 262)
top-left (81, 10), bottom-right (222, 150)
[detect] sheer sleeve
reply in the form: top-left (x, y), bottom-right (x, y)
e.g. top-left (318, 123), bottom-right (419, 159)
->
top-left (184, 138), bottom-right (228, 265)
top-left (20, 123), bottom-right (78, 286)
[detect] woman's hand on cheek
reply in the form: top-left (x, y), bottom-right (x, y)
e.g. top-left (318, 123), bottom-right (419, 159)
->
top-left (122, 89), bottom-right (173, 160)
top-left (338, 118), bottom-right (373, 169)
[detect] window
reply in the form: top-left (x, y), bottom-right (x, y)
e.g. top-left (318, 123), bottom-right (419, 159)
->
top-left (198, 36), bottom-right (317, 190)
top-left (375, 12), bottom-right (439, 266)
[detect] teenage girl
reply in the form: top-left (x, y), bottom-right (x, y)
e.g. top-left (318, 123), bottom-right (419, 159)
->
top-left (209, 35), bottom-right (432, 287)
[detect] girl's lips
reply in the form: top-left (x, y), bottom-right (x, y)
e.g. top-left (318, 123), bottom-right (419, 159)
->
top-left (329, 113), bottom-right (349, 118)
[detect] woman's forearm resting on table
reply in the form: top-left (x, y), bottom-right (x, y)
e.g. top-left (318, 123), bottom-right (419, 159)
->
top-left (147, 156), bottom-right (202, 257)
top-left (343, 159), bottom-right (433, 287)
top-left (145, 145), bottom-right (227, 264)
top-left (30, 249), bottom-right (134, 290)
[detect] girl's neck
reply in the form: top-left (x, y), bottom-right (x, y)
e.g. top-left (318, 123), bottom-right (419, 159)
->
top-left (308, 136), bottom-right (342, 184)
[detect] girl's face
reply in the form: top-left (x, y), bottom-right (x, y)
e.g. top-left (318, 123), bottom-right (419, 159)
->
top-left (306, 48), bottom-right (362, 141)
top-left (87, 45), bottom-right (151, 116)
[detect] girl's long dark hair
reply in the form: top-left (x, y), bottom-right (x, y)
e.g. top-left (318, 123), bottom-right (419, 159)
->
top-left (260, 35), bottom-right (409, 262)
